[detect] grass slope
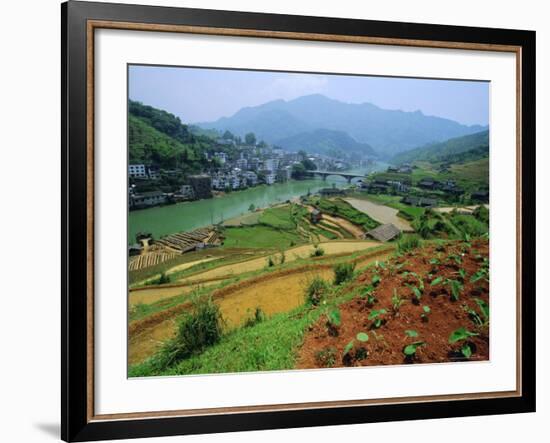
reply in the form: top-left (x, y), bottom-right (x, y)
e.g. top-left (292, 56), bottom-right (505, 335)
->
top-left (392, 130), bottom-right (489, 164)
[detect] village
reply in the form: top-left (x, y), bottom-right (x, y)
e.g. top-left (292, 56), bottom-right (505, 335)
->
top-left (128, 136), bottom-right (366, 210)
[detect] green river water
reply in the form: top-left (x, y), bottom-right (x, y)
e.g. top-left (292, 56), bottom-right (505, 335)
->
top-left (128, 166), bottom-right (386, 243)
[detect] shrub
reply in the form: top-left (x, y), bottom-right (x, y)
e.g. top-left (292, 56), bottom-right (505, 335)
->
top-left (148, 272), bottom-right (171, 286)
top-left (310, 245), bottom-right (325, 257)
top-left (397, 234), bottom-right (422, 253)
top-left (305, 277), bottom-right (330, 306)
top-left (473, 205), bottom-right (489, 224)
top-left (158, 297), bottom-right (222, 368)
top-left (333, 262), bottom-right (356, 285)
top-left (244, 307), bottom-right (266, 328)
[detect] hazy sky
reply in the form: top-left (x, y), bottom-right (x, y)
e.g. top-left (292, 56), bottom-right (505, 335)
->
top-left (129, 65), bottom-right (489, 126)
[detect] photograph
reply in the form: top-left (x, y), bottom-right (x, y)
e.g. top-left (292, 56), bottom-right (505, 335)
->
top-left (127, 65), bottom-right (491, 377)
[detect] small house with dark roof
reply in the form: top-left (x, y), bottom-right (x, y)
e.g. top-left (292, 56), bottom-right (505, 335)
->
top-left (401, 196), bottom-right (438, 207)
top-left (418, 178), bottom-right (439, 190)
top-left (365, 223), bottom-right (401, 242)
top-left (319, 187), bottom-right (344, 196)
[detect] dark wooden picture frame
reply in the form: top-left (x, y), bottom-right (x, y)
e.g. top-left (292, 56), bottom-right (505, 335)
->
top-left (61, 1), bottom-right (536, 441)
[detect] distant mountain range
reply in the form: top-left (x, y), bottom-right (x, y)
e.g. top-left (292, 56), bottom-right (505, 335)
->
top-left (276, 128), bottom-right (376, 158)
top-left (391, 130), bottom-right (489, 164)
top-left (198, 94), bottom-right (487, 157)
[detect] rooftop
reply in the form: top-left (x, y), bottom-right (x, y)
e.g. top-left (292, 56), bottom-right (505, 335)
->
top-left (366, 223), bottom-right (401, 242)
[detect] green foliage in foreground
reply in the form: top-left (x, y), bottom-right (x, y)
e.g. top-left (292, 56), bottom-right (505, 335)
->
top-left (129, 305), bottom-right (322, 377)
top-left (305, 276), bottom-right (331, 306)
top-left (333, 262), bottom-right (356, 285)
top-left (397, 234), bottom-right (422, 253)
top-left (156, 297), bottom-right (223, 370)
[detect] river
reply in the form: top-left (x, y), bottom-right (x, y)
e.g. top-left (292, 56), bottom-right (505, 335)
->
top-left (128, 165), bottom-right (387, 243)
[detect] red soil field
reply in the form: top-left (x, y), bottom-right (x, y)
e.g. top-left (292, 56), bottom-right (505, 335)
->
top-left (297, 239), bottom-right (489, 369)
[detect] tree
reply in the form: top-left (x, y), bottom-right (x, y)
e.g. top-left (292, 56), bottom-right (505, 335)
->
top-left (291, 163), bottom-right (307, 180)
top-left (297, 150), bottom-right (308, 161)
top-left (245, 132), bottom-right (256, 145)
top-left (301, 158), bottom-right (317, 171)
top-left (222, 130), bottom-right (234, 140)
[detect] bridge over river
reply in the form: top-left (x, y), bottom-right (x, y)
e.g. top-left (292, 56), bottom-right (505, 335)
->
top-left (306, 170), bottom-right (366, 183)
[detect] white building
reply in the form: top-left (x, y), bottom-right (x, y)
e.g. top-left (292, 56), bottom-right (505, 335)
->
top-left (261, 170), bottom-right (276, 185)
top-left (236, 158), bottom-right (248, 169)
top-left (263, 158), bottom-right (278, 171)
top-left (129, 164), bottom-right (147, 178)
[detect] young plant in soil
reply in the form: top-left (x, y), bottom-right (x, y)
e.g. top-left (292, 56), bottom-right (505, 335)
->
top-left (470, 266), bottom-right (489, 284)
top-left (446, 278), bottom-right (464, 301)
top-left (315, 346), bottom-right (337, 368)
top-left (371, 274), bottom-right (382, 287)
top-left (466, 298), bottom-right (489, 327)
top-left (403, 341), bottom-right (426, 361)
top-left (449, 327), bottom-right (480, 359)
top-left (421, 305), bottom-right (431, 322)
top-left (342, 332), bottom-right (369, 365)
top-left (391, 289), bottom-right (405, 316)
top-left (368, 308), bottom-right (387, 329)
top-left (406, 282), bottom-right (423, 304)
top-left (360, 285), bottom-right (377, 307)
top-left (326, 308), bottom-right (342, 337)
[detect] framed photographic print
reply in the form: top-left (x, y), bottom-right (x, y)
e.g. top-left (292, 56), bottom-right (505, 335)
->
top-left (61, 1), bottom-right (536, 441)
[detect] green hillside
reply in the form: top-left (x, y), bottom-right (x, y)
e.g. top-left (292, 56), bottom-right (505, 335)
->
top-left (392, 130), bottom-right (489, 164)
top-left (129, 101), bottom-right (212, 172)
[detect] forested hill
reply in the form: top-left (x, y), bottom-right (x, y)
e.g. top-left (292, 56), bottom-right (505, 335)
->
top-left (128, 100), bottom-right (212, 172)
top-left (391, 130), bottom-right (489, 165)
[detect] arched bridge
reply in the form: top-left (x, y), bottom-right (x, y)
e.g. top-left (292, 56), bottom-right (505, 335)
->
top-left (306, 170), bottom-right (366, 183)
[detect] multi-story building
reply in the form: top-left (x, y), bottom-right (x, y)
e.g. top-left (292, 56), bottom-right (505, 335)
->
top-left (260, 170), bottom-right (276, 185)
top-left (263, 158), bottom-right (278, 171)
top-left (248, 158), bottom-right (260, 170)
top-left (130, 191), bottom-right (166, 208)
top-left (147, 167), bottom-right (160, 180)
top-left (236, 158), bottom-right (248, 170)
top-left (178, 185), bottom-right (195, 200)
top-left (276, 167), bottom-right (291, 183)
top-left (128, 164), bottom-right (147, 178)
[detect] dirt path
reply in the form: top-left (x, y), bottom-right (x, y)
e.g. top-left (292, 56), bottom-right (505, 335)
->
top-left (128, 247), bottom-right (391, 365)
top-left (344, 198), bottom-right (413, 232)
top-left (435, 204), bottom-right (490, 214)
top-left (178, 241), bottom-right (379, 283)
